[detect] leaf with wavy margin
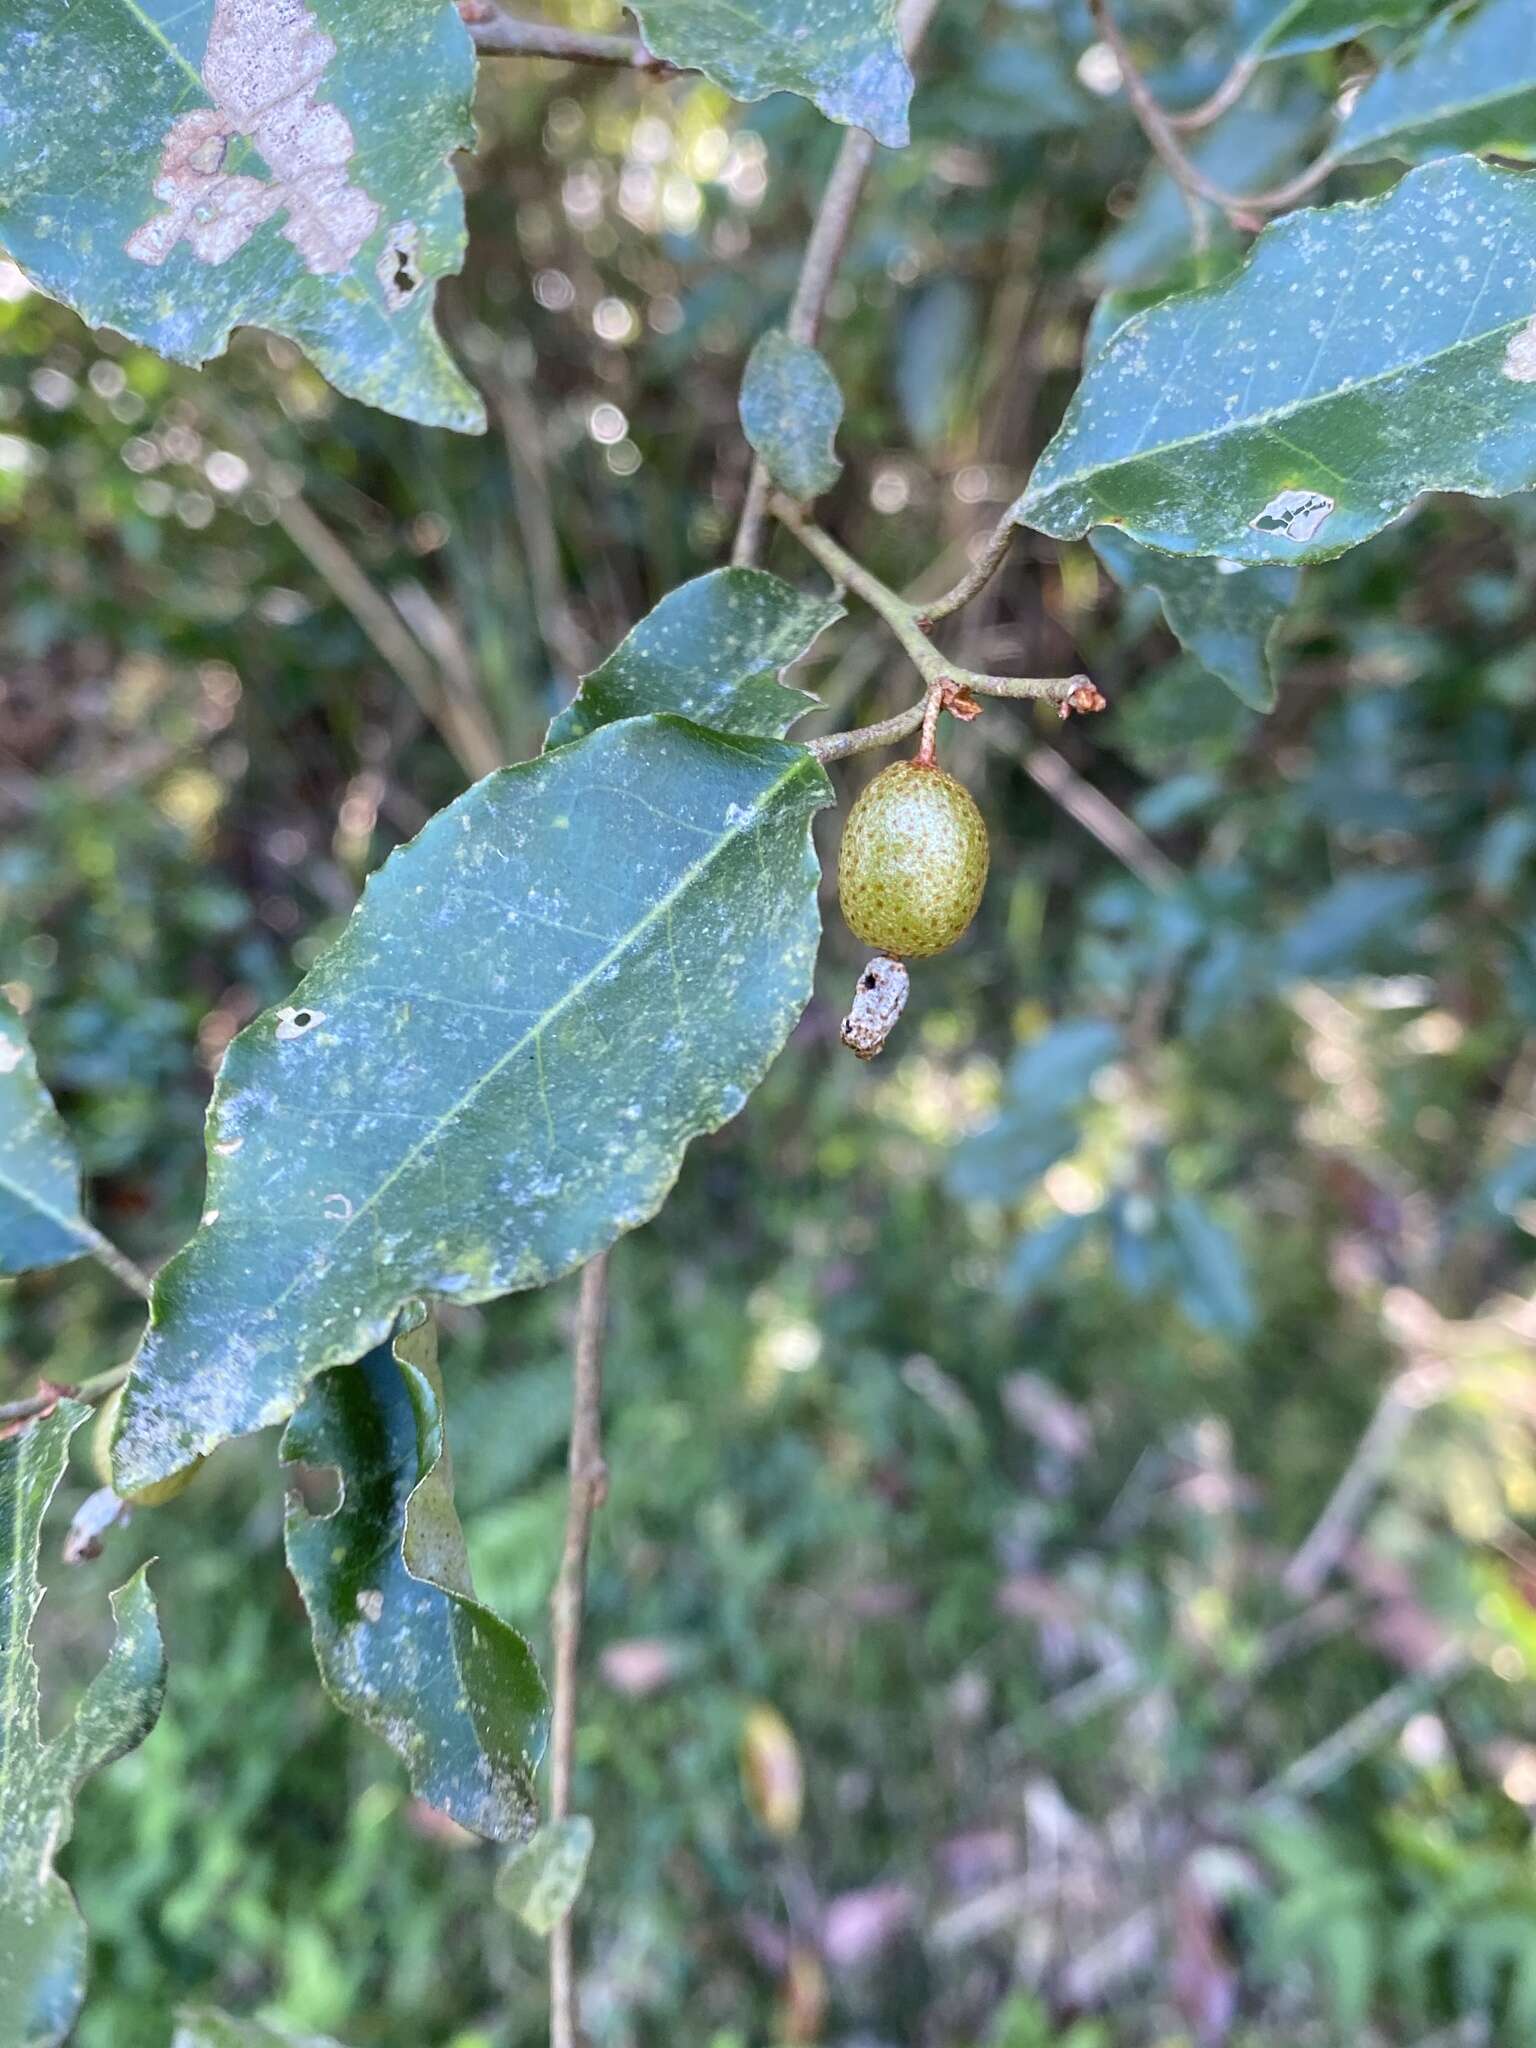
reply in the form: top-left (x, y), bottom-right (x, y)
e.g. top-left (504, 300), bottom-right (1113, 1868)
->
top-left (1, 1403), bottom-right (165, 2048)
top-left (0, 0), bottom-right (481, 430)
top-left (1337, 0), bottom-right (1536, 166)
top-left (547, 569), bottom-right (841, 748)
top-left (1012, 157), bottom-right (1536, 564)
top-left (113, 715), bottom-right (830, 1491)
top-left (283, 1308), bottom-right (546, 1841)
top-left (628, 0), bottom-right (911, 146)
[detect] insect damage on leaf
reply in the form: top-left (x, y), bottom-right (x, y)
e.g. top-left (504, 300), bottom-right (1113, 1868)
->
top-left (1250, 489), bottom-right (1335, 543)
top-left (1505, 319), bottom-right (1536, 384)
top-left (125, 0), bottom-right (380, 277)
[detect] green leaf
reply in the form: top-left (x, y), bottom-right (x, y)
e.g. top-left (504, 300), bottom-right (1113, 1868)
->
top-left (1337, 0), bottom-right (1536, 167)
top-left (627, 0), bottom-right (911, 147)
top-left (547, 569), bottom-right (842, 749)
top-left (1, 1403), bottom-right (166, 2048)
top-left (739, 331), bottom-right (844, 503)
top-left (0, 0), bottom-right (482, 431)
top-left (1013, 157), bottom-right (1536, 564)
top-left (173, 2013), bottom-right (346, 2048)
top-left (1275, 869), bottom-right (1431, 975)
top-left (0, 996), bottom-right (93, 1277)
top-left (1091, 530), bottom-right (1297, 710)
top-left (1001, 1210), bottom-right (1097, 1308)
top-left (496, 1815), bottom-right (595, 1934)
top-left (1007, 1016), bottom-right (1123, 1109)
top-left (1237, 0), bottom-right (1432, 60)
top-left (283, 1308), bottom-right (546, 1842)
top-left (1166, 1192), bottom-right (1255, 1335)
top-left (113, 715), bottom-right (830, 1491)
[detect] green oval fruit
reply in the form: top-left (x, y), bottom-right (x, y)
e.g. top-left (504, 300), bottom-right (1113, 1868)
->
top-left (92, 1383), bottom-right (205, 1505)
top-left (838, 760), bottom-right (989, 959)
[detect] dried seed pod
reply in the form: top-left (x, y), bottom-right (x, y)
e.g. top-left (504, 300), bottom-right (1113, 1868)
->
top-left (837, 760), bottom-right (989, 959)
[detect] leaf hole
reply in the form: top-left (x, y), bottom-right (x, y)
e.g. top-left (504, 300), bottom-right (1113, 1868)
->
top-left (287, 1461), bottom-right (341, 1519)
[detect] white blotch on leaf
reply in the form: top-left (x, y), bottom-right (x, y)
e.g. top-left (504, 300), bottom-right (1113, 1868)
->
top-left (1503, 318), bottom-right (1536, 383)
top-left (1250, 489), bottom-right (1335, 543)
top-left (378, 222), bottom-right (422, 310)
top-left (0, 1035), bottom-right (23, 1073)
top-left (356, 1587), bottom-right (384, 1623)
top-left (275, 1004), bottom-right (326, 1041)
top-left (124, 0), bottom-right (381, 277)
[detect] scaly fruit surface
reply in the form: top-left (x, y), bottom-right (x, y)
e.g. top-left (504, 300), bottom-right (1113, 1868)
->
top-left (837, 760), bottom-right (989, 959)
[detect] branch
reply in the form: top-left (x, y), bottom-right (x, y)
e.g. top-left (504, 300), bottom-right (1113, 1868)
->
top-left (916, 517), bottom-right (1017, 625)
top-left (1090, 0), bottom-right (1336, 227)
top-left (732, 0), bottom-right (944, 564)
top-left (549, 1250), bottom-right (611, 2048)
top-left (76, 1225), bottom-right (154, 1302)
top-left (1166, 50), bottom-right (1262, 132)
top-left (461, 3), bottom-right (674, 71)
top-left (0, 1359), bottom-right (132, 1438)
top-left (773, 497), bottom-right (1098, 758)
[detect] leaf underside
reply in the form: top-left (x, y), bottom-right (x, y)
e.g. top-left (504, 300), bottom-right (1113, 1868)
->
top-left (1, 1403), bottom-right (166, 2048)
top-left (0, 996), bottom-right (92, 1277)
top-left (628, 0), bottom-right (912, 147)
top-left (113, 714), bottom-right (830, 1490)
top-left (1013, 157), bottom-right (1536, 564)
top-left (0, 0), bottom-right (482, 430)
top-left (283, 1310), bottom-right (547, 1842)
top-left (1238, 0), bottom-right (1430, 61)
top-left (1091, 530), bottom-right (1297, 711)
top-left (547, 568), bottom-right (842, 749)
top-left (496, 1815), bottom-right (596, 1933)
top-left (1337, 0), bottom-right (1536, 167)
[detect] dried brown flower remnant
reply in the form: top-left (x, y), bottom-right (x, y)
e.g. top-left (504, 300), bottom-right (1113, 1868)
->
top-left (840, 954), bottom-right (911, 1060)
top-left (126, 0), bottom-right (381, 278)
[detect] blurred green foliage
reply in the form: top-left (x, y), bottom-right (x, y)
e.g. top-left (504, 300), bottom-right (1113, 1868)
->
top-left (4, 0), bottom-right (1536, 2043)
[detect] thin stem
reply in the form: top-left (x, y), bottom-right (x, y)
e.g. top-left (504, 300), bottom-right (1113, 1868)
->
top-left (916, 518), bottom-right (1017, 624)
top-left (1250, 1643), bottom-right (1464, 1807)
top-left (271, 488), bottom-right (505, 784)
top-left (773, 494), bottom-right (1093, 713)
top-left (732, 0), bottom-right (943, 565)
top-left (1284, 1356), bottom-right (1450, 1600)
top-left (0, 1359), bottom-right (132, 1435)
top-left (462, 4), bottom-right (674, 71)
top-left (1091, 0), bottom-right (1336, 225)
top-left (549, 1250), bottom-right (611, 2048)
top-left (1166, 50), bottom-right (1262, 132)
top-left (916, 680), bottom-right (944, 767)
top-left (76, 1224), bottom-right (154, 1302)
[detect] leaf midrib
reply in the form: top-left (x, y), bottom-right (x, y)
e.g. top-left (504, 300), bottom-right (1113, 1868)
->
top-left (1343, 70), bottom-right (1536, 156)
top-left (238, 735), bottom-right (821, 1328)
top-left (1020, 276), bottom-right (1532, 513)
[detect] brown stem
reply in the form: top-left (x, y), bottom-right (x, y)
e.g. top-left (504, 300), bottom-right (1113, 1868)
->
top-left (1166, 50), bottom-right (1262, 132)
top-left (549, 1250), bottom-right (611, 2048)
top-left (0, 1359), bottom-right (132, 1435)
top-left (462, 4), bottom-right (675, 71)
top-left (732, 0), bottom-right (944, 565)
top-left (1090, 0), bottom-right (1336, 226)
top-left (75, 1225), bottom-right (154, 1302)
top-left (773, 495), bottom-right (1093, 717)
top-left (916, 519), bottom-right (1016, 624)
top-left (916, 680), bottom-right (945, 767)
